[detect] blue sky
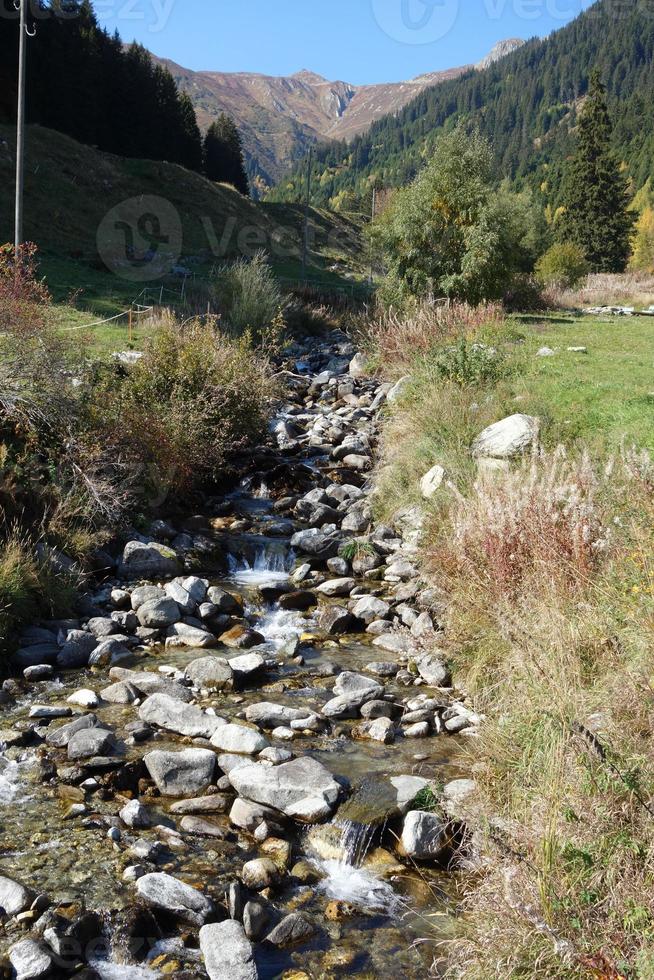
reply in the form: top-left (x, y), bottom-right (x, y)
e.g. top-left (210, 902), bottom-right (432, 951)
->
top-left (95, 0), bottom-right (594, 84)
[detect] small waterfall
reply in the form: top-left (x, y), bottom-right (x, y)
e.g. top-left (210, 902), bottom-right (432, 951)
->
top-left (0, 753), bottom-right (36, 806)
top-left (338, 818), bottom-right (379, 868)
top-left (228, 546), bottom-right (295, 586)
top-left (256, 606), bottom-right (307, 651)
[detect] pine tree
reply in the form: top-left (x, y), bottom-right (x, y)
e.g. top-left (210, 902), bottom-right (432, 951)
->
top-left (204, 115), bottom-right (250, 196)
top-left (548, 71), bottom-right (633, 271)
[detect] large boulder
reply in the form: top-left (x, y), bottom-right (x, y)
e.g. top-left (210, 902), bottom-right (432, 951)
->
top-left (164, 576), bottom-right (208, 614)
top-left (210, 723), bottom-right (269, 756)
top-left (290, 527), bottom-right (342, 559)
top-left (139, 694), bottom-right (223, 739)
top-left (108, 667), bottom-right (193, 702)
top-left (229, 756), bottom-right (341, 823)
top-left (136, 872), bottom-right (213, 926)
top-left (400, 810), bottom-right (448, 860)
top-left (144, 748), bottom-right (216, 797)
top-left (67, 726), bottom-right (116, 761)
top-left (0, 876), bottom-right (33, 917)
top-left (199, 921), bottom-right (258, 980)
top-left (185, 656), bottom-right (234, 692)
top-left (56, 630), bottom-right (97, 669)
top-left (352, 595), bottom-right (390, 624)
top-left (136, 596), bottom-right (181, 629)
top-left (119, 540), bottom-right (181, 580)
top-left (472, 414), bottom-right (539, 459)
top-left (8, 939), bottom-right (53, 980)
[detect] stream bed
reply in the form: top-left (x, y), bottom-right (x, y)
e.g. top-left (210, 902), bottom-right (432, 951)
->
top-left (0, 331), bottom-right (474, 979)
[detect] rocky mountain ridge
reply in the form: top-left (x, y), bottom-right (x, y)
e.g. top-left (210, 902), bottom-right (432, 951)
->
top-left (155, 39), bottom-right (524, 188)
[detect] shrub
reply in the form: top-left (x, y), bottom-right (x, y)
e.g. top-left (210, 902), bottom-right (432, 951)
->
top-left (433, 338), bottom-right (506, 387)
top-left (89, 318), bottom-right (278, 502)
top-left (212, 251), bottom-right (285, 341)
top-left (536, 242), bottom-right (590, 289)
top-left (0, 242), bottom-right (51, 335)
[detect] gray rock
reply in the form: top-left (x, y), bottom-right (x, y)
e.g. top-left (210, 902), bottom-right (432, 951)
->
top-left (108, 667), bottom-right (193, 702)
top-left (165, 623), bottom-right (217, 648)
top-left (207, 587), bottom-right (243, 615)
top-left (144, 748), bottom-right (216, 797)
top-left (401, 810), bottom-right (448, 860)
top-left (352, 595), bottom-right (390, 624)
top-left (185, 656), bottom-right (234, 692)
top-left (266, 912), bottom-right (316, 947)
top-left (390, 775), bottom-right (430, 815)
top-left (229, 797), bottom-right (283, 833)
top-left (139, 693), bottom-right (224, 739)
top-left (316, 577), bottom-right (355, 597)
top-left (243, 899), bottom-right (269, 941)
top-left (120, 799), bottom-right (152, 828)
top-left (119, 540), bottom-right (180, 580)
top-left (164, 576), bottom-right (208, 613)
top-left (180, 815), bottom-right (228, 838)
top-left (334, 671), bottom-right (383, 702)
top-left (318, 604), bottom-right (356, 635)
top-left (46, 714), bottom-right (98, 748)
top-left (56, 630), bottom-right (97, 668)
top-left (13, 644), bottom-right (59, 668)
top-left (210, 723), bottom-right (269, 756)
top-left (417, 654), bottom-right (451, 687)
top-left (67, 727), bottom-right (116, 760)
top-left (352, 717), bottom-right (395, 743)
top-left (86, 616), bottom-right (119, 638)
top-left (229, 653), bottom-right (265, 683)
top-left (229, 756), bottom-right (340, 823)
top-left (199, 921), bottom-right (258, 980)
top-left (136, 872), bottom-right (213, 926)
top-left (472, 413), bottom-right (539, 459)
top-left (241, 857), bottom-right (280, 891)
top-left (420, 464), bottom-right (446, 499)
top-left (8, 939), bottom-right (53, 980)
top-left (0, 875), bottom-right (32, 917)
top-left (87, 636), bottom-right (133, 667)
top-left (23, 665), bottom-right (54, 682)
top-left (130, 585), bottom-right (165, 610)
top-left (100, 680), bottom-right (139, 704)
top-left (169, 795), bottom-right (230, 816)
top-left (136, 596), bottom-right (181, 629)
top-left (245, 702), bottom-right (313, 729)
top-left (290, 527), bottom-right (341, 559)
top-left (386, 375), bottom-right (411, 404)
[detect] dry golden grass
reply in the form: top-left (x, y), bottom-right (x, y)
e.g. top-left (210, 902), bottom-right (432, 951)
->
top-left (550, 271), bottom-right (654, 310)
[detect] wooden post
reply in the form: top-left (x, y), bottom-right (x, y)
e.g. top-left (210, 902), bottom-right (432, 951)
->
top-left (128, 307), bottom-right (133, 345)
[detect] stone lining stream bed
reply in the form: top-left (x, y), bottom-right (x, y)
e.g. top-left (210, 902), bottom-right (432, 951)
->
top-left (0, 331), bottom-right (479, 979)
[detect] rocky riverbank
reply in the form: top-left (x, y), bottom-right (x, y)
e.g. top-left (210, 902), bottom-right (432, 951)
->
top-left (0, 330), bottom-right (479, 979)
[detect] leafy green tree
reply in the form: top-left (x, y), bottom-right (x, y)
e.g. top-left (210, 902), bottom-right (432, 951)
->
top-left (204, 115), bottom-right (250, 196)
top-left (556, 71), bottom-right (634, 271)
top-left (372, 127), bottom-right (541, 304)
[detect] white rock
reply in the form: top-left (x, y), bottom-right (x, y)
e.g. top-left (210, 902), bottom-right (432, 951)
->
top-left (210, 723), bottom-right (269, 755)
top-left (420, 464), bottom-right (446, 499)
top-left (472, 414), bottom-right (539, 459)
top-left (67, 688), bottom-right (100, 709)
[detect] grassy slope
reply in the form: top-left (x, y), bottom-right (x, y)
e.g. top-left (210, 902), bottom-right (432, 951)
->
top-left (376, 311), bottom-right (654, 521)
top-left (0, 124), bottom-right (366, 325)
top-left (374, 307), bottom-right (654, 978)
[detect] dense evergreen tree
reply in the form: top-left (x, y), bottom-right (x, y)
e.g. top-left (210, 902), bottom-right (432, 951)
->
top-left (557, 71), bottom-right (634, 271)
top-left (0, 1), bottom-right (203, 171)
top-left (203, 115), bottom-right (250, 196)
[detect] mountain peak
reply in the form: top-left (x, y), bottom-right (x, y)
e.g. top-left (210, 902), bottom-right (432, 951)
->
top-left (475, 38), bottom-right (525, 70)
top-left (292, 69), bottom-right (328, 84)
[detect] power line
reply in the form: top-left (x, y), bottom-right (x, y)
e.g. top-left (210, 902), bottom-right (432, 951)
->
top-left (14, 0), bottom-right (28, 251)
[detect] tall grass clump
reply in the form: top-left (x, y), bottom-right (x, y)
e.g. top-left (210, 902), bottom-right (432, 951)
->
top-left (88, 317), bottom-right (279, 501)
top-left (359, 300), bottom-right (504, 375)
top-left (0, 533), bottom-right (77, 661)
top-left (212, 251), bottom-right (286, 341)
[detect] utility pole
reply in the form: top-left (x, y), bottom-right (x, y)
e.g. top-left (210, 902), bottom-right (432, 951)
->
top-left (14, 0), bottom-right (28, 252)
top-left (301, 146), bottom-right (312, 282)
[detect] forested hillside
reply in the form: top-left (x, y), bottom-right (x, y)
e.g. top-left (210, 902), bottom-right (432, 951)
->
top-left (269, 0), bottom-right (654, 209)
top-left (0, 0), bottom-right (202, 171)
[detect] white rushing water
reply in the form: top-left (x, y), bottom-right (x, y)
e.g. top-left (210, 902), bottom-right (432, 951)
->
top-left (228, 546), bottom-right (295, 586)
top-left (0, 753), bottom-right (36, 806)
top-left (316, 858), bottom-right (401, 915)
top-left (256, 606), bottom-right (307, 649)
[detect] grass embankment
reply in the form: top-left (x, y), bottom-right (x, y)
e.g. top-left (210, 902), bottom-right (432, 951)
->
top-left (369, 302), bottom-right (654, 978)
top-left (0, 123), bottom-right (368, 353)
